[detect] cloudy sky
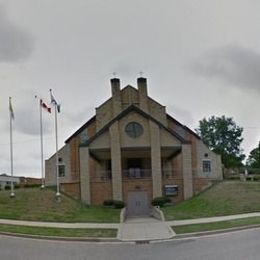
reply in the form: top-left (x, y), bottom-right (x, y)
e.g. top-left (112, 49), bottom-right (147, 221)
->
top-left (1, 0), bottom-right (260, 177)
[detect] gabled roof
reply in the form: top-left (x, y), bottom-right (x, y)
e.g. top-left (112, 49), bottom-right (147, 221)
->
top-left (80, 104), bottom-right (191, 147)
top-left (166, 114), bottom-right (201, 140)
top-left (65, 84), bottom-right (200, 144)
top-left (65, 115), bottom-right (96, 143)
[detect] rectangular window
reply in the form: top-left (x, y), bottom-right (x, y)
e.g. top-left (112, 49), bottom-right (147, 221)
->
top-left (58, 165), bottom-right (65, 177)
top-left (202, 160), bottom-right (211, 173)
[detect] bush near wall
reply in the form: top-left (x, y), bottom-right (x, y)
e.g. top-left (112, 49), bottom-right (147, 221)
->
top-left (103, 199), bottom-right (125, 209)
top-left (23, 184), bottom-right (41, 188)
top-left (152, 197), bottom-right (171, 207)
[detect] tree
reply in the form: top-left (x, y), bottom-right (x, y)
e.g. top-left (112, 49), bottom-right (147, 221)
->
top-left (246, 144), bottom-right (260, 168)
top-left (196, 115), bottom-right (245, 168)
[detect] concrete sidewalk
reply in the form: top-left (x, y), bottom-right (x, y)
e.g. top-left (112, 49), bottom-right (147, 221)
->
top-left (0, 219), bottom-right (119, 229)
top-left (1, 212), bottom-right (260, 241)
top-left (168, 212), bottom-right (260, 226)
top-left (118, 217), bottom-right (175, 241)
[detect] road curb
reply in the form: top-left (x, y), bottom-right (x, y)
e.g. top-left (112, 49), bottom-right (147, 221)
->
top-left (172, 224), bottom-right (260, 239)
top-left (1, 223), bottom-right (260, 244)
top-left (0, 231), bottom-right (120, 243)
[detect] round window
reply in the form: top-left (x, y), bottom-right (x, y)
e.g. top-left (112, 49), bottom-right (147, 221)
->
top-left (125, 122), bottom-right (143, 138)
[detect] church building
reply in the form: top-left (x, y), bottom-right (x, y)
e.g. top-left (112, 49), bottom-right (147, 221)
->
top-left (45, 77), bottom-right (222, 215)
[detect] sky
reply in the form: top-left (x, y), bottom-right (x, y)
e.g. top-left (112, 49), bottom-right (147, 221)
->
top-left (1, 0), bottom-right (260, 177)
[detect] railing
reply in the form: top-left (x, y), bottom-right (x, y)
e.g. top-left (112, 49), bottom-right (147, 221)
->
top-left (122, 169), bottom-right (152, 179)
top-left (90, 168), bottom-right (183, 182)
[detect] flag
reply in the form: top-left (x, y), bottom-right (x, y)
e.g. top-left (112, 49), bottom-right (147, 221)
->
top-left (50, 92), bottom-right (57, 105)
top-left (40, 99), bottom-right (51, 113)
top-left (9, 97), bottom-right (14, 120)
top-left (50, 90), bottom-right (61, 113)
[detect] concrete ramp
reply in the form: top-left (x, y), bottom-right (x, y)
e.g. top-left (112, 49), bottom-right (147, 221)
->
top-left (118, 217), bottom-right (175, 241)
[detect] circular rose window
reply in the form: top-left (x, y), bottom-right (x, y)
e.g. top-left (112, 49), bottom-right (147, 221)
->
top-left (125, 122), bottom-right (143, 138)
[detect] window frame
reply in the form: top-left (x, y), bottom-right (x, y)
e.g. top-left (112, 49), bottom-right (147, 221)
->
top-left (202, 159), bottom-right (211, 174)
top-left (58, 164), bottom-right (66, 178)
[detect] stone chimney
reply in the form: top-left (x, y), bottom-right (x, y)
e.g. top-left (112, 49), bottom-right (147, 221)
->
top-left (137, 77), bottom-right (148, 112)
top-left (111, 78), bottom-right (122, 116)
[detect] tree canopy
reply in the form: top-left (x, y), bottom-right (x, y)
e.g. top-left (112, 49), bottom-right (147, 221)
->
top-left (246, 144), bottom-right (260, 169)
top-left (196, 115), bottom-right (245, 168)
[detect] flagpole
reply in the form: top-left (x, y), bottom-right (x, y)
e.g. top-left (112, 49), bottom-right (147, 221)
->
top-left (50, 89), bottom-right (61, 200)
top-left (39, 99), bottom-right (45, 189)
top-left (9, 97), bottom-right (15, 198)
top-left (55, 102), bottom-right (60, 198)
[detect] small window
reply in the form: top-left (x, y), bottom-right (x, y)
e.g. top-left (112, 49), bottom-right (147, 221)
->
top-left (58, 165), bottom-right (65, 177)
top-left (202, 160), bottom-right (211, 173)
top-left (80, 131), bottom-right (88, 144)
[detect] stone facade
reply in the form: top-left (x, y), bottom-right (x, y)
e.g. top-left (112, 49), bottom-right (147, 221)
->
top-left (45, 77), bottom-right (223, 209)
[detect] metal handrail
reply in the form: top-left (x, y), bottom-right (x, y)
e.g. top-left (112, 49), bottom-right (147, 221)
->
top-left (122, 169), bottom-right (152, 179)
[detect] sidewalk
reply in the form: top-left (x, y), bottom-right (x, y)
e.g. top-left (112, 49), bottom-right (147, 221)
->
top-left (167, 212), bottom-right (260, 226)
top-left (118, 217), bottom-right (175, 241)
top-left (0, 212), bottom-right (260, 241)
top-left (0, 219), bottom-right (119, 229)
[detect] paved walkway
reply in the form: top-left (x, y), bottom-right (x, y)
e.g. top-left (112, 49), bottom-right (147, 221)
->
top-left (118, 217), bottom-right (175, 241)
top-left (0, 219), bottom-right (119, 229)
top-left (168, 212), bottom-right (260, 226)
top-left (1, 212), bottom-right (260, 241)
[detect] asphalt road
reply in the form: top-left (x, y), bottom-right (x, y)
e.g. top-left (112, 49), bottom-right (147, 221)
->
top-left (1, 228), bottom-right (260, 260)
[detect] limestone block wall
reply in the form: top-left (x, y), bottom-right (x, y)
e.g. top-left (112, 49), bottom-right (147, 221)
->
top-left (182, 144), bottom-right (193, 199)
top-left (119, 112), bottom-right (150, 148)
top-left (45, 144), bottom-right (71, 186)
top-left (95, 99), bottom-right (113, 131)
top-left (195, 140), bottom-right (223, 179)
top-left (148, 98), bottom-right (167, 126)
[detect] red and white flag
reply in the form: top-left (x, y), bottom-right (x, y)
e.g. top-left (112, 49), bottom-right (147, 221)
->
top-left (40, 99), bottom-right (51, 113)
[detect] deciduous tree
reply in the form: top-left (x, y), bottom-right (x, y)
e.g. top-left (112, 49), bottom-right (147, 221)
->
top-left (196, 115), bottom-right (245, 167)
top-left (246, 144), bottom-right (260, 168)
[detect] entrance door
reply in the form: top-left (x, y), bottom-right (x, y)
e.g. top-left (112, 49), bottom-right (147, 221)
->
top-left (127, 191), bottom-right (150, 216)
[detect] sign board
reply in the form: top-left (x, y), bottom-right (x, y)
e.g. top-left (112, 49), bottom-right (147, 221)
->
top-left (164, 185), bottom-right (178, 196)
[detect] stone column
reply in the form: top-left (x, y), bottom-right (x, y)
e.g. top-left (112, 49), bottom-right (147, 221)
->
top-left (182, 144), bottom-right (193, 199)
top-left (110, 121), bottom-right (123, 200)
top-left (79, 147), bottom-right (91, 204)
top-left (150, 120), bottom-right (162, 198)
top-left (163, 159), bottom-right (172, 178)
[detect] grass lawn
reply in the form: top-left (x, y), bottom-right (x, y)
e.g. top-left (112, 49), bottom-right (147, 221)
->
top-left (162, 181), bottom-right (260, 220)
top-left (0, 224), bottom-right (117, 238)
top-left (0, 188), bottom-right (120, 223)
top-left (172, 217), bottom-right (260, 234)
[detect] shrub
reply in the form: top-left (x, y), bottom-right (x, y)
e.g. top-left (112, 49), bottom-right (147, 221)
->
top-left (5, 185), bottom-right (11, 190)
top-left (151, 197), bottom-right (171, 207)
top-left (103, 199), bottom-right (125, 209)
top-left (113, 200), bottom-right (125, 209)
top-left (103, 199), bottom-right (114, 207)
top-left (24, 184), bottom-right (41, 188)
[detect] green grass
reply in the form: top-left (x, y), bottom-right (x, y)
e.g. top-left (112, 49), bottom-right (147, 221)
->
top-left (173, 217), bottom-right (260, 234)
top-left (0, 188), bottom-right (120, 223)
top-left (162, 181), bottom-right (260, 220)
top-left (0, 224), bottom-right (117, 238)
